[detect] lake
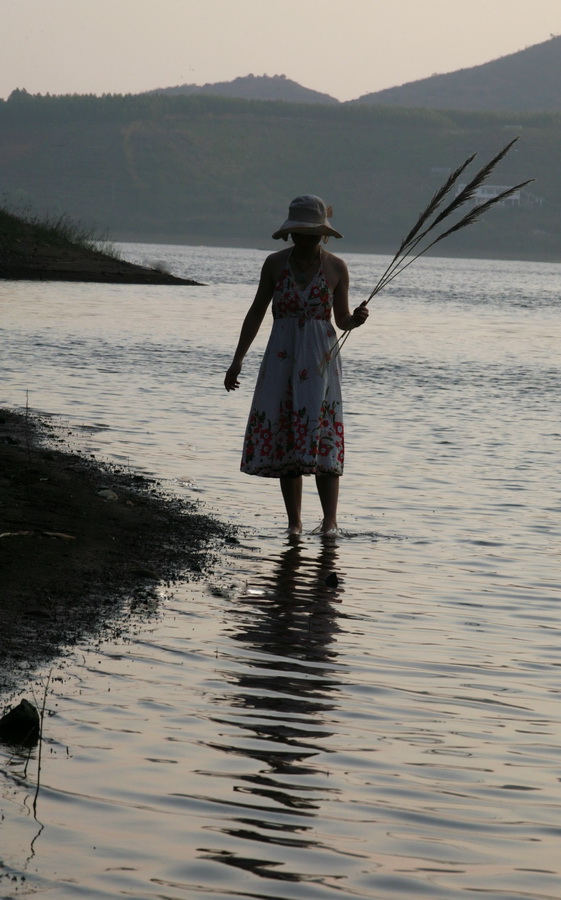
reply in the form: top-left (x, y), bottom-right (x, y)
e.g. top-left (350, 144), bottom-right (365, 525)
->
top-left (1, 244), bottom-right (560, 899)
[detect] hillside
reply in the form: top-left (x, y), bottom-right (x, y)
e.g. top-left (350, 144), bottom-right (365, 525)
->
top-left (0, 91), bottom-right (558, 261)
top-left (147, 37), bottom-right (561, 113)
top-left (148, 73), bottom-right (338, 105)
top-left (353, 35), bottom-right (561, 112)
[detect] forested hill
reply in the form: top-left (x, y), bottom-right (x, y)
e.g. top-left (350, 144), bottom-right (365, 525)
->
top-left (147, 73), bottom-right (338, 105)
top-left (354, 35), bottom-right (561, 112)
top-left (1, 90), bottom-right (559, 260)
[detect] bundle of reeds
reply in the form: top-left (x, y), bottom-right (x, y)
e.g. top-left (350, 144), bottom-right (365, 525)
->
top-left (323, 139), bottom-right (532, 367)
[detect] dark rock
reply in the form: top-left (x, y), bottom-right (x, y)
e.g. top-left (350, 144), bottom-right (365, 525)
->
top-left (0, 698), bottom-right (40, 744)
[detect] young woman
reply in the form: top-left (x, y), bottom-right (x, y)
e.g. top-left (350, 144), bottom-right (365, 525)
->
top-left (224, 195), bottom-right (368, 534)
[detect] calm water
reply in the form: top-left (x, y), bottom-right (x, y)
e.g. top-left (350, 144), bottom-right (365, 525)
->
top-left (1, 245), bottom-right (560, 899)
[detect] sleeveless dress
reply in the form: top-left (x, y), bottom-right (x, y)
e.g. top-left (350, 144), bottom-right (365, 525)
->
top-left (241, 250), bottom-right (344, 478)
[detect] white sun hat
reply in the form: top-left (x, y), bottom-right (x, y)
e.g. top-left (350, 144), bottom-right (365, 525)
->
top-left (272, 195), bottom-right (343, 240)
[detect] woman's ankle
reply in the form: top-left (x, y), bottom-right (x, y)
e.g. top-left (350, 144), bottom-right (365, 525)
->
top-left (320, 518), bottom-right (337, 533)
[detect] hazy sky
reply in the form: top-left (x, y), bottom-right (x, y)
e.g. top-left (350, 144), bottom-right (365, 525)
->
top-left (2, 0), bottom-right (560, 102)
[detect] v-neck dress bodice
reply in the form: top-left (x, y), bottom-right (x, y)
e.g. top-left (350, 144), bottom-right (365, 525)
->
top-left (241, 254), bottom-right (344, 477)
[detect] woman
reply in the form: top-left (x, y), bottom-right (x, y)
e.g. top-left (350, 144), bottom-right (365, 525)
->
top-left (224, 195), bottom-right (368, 534)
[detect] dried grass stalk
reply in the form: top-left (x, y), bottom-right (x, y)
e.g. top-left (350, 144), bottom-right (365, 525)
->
top-left (323, 139), bottom-right (533, 367)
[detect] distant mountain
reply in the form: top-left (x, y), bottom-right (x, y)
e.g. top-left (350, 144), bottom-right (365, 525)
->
top-left (147, 73), bottom-right (338, 105)
top-left (351, 35), bottom-right (561, 112)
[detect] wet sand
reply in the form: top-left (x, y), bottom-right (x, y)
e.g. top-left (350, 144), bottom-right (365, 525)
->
top-left (0, 409), bottom-right (234, 698)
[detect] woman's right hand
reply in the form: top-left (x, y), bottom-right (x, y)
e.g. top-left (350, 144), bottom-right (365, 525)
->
top-left (224, 361), bottom-right (242, 391)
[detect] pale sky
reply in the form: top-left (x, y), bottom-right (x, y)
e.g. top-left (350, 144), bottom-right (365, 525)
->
top-left (1, 0), bottom-right (560, 103)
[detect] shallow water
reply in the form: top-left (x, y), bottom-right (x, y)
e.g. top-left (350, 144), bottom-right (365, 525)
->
top-left (1, 246), bottom-right (561, 899)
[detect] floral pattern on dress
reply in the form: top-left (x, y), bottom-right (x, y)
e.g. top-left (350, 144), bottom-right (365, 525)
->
top-left (241, 251), bottom-right (344, 478)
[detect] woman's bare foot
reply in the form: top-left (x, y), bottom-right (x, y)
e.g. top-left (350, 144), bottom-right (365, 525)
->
top-left (320, 519), bottom-right (338, 534)
top-left (315, 473), bottom-right (339, 535)
top-left (281, 477), bottom-right (303, 536)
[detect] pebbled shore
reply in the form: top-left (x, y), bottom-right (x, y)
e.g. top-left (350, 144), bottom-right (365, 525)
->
top-left (0, 409), bottom-right (234, 699)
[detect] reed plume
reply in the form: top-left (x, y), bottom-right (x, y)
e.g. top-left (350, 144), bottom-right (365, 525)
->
top-left (323, 139), bottom-right (532, 366)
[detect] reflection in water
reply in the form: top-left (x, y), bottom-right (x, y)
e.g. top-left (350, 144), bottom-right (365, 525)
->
top-left (0, 744), bottom-right (45, 874)
top-left (198, 537), bottom-right (347, 884)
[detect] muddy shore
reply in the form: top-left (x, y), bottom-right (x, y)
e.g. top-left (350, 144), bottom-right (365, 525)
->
top-left (0, 409), bottom-right (235, 700)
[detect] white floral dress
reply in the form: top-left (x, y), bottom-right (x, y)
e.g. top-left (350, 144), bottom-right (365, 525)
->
top-left (241, 251), bottom-right (344, 478)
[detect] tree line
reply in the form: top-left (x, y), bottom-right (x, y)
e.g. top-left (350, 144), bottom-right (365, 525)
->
top-left (1, 91), bottom-right (560, 260)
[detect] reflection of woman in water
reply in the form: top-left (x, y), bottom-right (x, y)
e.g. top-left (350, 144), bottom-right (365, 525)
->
top-left (199, 537), bottom-right (345, 881)
top-left (224, 195), bottom-right (368, 535)
top-left (235, 536), bottom-right (344, 679)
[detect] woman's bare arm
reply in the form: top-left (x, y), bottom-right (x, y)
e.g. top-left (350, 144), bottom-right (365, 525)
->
top-left (331, 256), bottom-right (369, 331)
top-left (224, 256), bottom-right (276, 391)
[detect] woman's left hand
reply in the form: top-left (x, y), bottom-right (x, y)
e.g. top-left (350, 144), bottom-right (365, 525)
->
top-left (352, 301), bottom-right (369, 327)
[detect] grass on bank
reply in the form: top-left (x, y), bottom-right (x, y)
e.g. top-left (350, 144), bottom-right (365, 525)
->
top-left (0, 202), bottom-right (119, 260)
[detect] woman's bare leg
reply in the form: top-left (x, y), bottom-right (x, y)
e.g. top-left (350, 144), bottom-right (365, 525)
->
top-left (280, 476), bottom-right (303, 533)
top-left (315, 473), bottom-right (340, 532)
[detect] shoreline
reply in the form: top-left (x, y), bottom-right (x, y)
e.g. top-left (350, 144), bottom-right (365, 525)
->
top-left (0, 253), bottom-right (202, 286)
top-left (0, 409), bottom-right (235, 700)
top-left (0, 265), bottom-right (201, 285)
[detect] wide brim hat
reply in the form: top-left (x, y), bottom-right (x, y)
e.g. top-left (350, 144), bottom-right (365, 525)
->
top-left (272, 194), bottom-right (343, 240)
